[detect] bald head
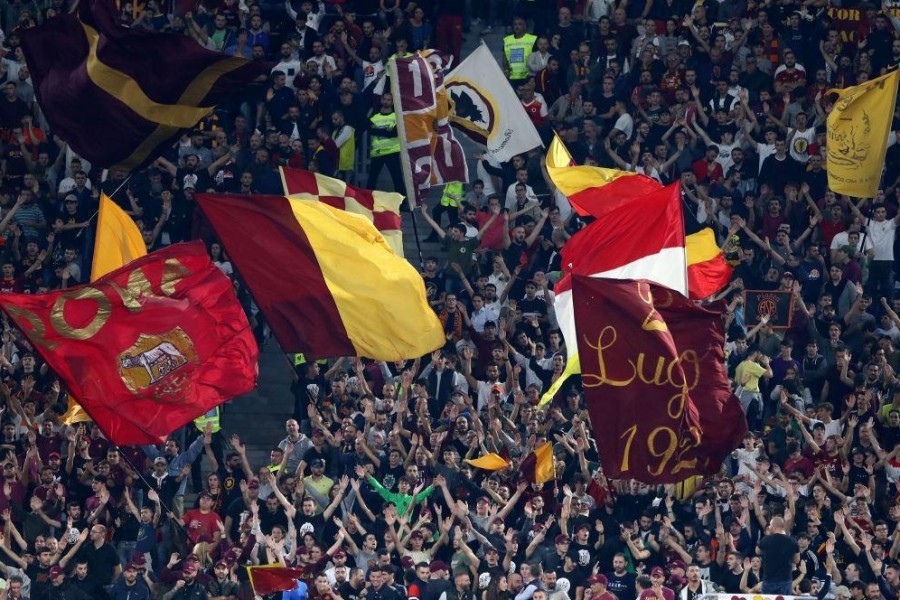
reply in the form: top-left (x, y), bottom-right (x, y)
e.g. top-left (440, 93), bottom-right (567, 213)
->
top-left (769, 517), bottom-right (785, 532)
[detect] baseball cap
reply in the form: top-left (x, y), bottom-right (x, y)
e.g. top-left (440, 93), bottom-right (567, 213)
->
top-left (484, 546), bottom-right (499, 555)
top-left (49, 566), bottom-right (65, 578)
top-left (123, 562), bottom-right (137, 572)
top-left (333, 550), bottom-right (347, 558)
top-left (651, 567), bottom-right (665, 577)
top-left (587, 574), bottom-right (607, 585)
top-left (484, 321), bottom-right (497, 329)
top-left (554, 534), bottom-right (570, 544)
top-left (48, 452), bottom-right (61, 460)
top-left (215, 561), bottom-right (229, 569)
top-left (154, 456), bottom-right (167, 465)
top-left (311, 458), bottom-right (326, 468)
top-left (410, 530), bottom-right (425, 539)
top-left (430, 560), bottom-right (448, 572)
top-left (667, 559), bottom-right (687, 571)
top-left (781, 271), bottom-right (794, 279)
top-left (183, 562), bottom-right (198, 574)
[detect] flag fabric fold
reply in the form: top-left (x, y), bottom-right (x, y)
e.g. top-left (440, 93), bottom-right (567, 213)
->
top-left (19, 0), bottom-right (269, 171)
top-left (572, 276), bottom-right (745, 482)
top-left (279, 167), bottom-right (405, 256)
top-left (91, 193), bottom-right (148, 281)
top-left (389, 52), bottom-right (468, 204)
top-left (465, 453), bottom-right (511, 471)
top-left (541, 182), bottom-right (686, 405)
top-left (196, 193), bottom-right (444, 360)
top-left (545, 135), bottom-right (662, 217)
top-left (520, 443), bottom-right (555, 484)
top-left (247, 565), bottom-right (304, 595)
top-left (0, 242), bottom-right (258, 445)
top-left (445, 42), bottom-right (543, 162)
top-left (826, 69), bottom-right (900, 197)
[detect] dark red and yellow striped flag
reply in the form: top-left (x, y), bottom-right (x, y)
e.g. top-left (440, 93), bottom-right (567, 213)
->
top-left (196, 194), bottom-right (445, 361)
top-left (520, 443), bottom-right (555, 484)
top-left (20, 0), bottom-right (269, 171)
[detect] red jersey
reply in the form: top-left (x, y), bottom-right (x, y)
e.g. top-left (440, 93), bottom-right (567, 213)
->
top-left (522, 94), bottom-right (548, 128)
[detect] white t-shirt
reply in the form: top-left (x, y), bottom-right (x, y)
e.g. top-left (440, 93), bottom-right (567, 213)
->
top-left (865, 218), bottom-right (898, 261)
top-left (613, 113), bottom-right (634, 140)
top-left (788, 127), bottom-right (816, 163)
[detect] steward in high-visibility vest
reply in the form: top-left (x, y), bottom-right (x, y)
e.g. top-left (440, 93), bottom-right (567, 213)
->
top-left (369, 111), bottom-right (400, 157)
top-left (194, 406), bottom-right (221, 433)
top-left (504, 18), bottom-right (537, 83)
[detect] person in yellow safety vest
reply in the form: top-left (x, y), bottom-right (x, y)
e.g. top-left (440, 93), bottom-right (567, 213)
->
top-left (190, 408), bottom-right (222, 494)
top-left (427, 181), bottom-right (464, 242)
top-left (332, 110), bottom-right (356, 183)
top-left (366, 92), bottom-right (404, 193)
top-left (503, 17), bottom-right (537, 86)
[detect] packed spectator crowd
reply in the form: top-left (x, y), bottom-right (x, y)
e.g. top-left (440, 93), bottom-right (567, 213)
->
top-left (0, 0), bottom-right (897, 599)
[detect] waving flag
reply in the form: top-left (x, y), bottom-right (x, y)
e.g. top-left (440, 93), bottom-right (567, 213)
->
top-left (541, 183), bottom-right (686, 405)
top-left (545, 134), bottom-right (661, 217)
top-left (91, 194), bottom-right (147, 281)
top-left (573, 276), bottom-right (745, 482)
top-left (0, 242), bottom-right (258, 444)
top-left (197, 193), bottom-right (444, 360)
top-left (827, 69), bottom-right (899, 197)
top-left (445, 42), bottom-right (543, 162)
top-left (280, 167), bottom-right (405, 256)
top-left (389, 52), bottom-right (468, 204)
top-left (20, 0), bottom-right (269, 171)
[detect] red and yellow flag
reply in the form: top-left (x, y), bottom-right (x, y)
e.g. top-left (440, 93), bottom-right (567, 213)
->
top-left (685, 228), bottom-right (733, 300)
top-left (546, 134), bottom-right (662, 217)
top-left (280, 167), bottom-right (404, 256)
top-left (196, 193), bottom-right (444, 360)
top-left (520, 443), bottom-right (555, 484)
top-left (0, 242), bottom-right (258, 445)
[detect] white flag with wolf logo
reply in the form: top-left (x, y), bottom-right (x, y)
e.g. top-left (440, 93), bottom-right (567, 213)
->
top-left (445, 42), bottom-right (543, 163)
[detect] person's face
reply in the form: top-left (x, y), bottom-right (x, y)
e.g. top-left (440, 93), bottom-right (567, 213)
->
top-left (613, 556), bottom-right (626, 572)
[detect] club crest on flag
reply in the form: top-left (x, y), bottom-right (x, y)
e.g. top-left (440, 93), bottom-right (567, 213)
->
top-left (446, 80), bottom-right (498, 145)
top-left (118, 327), bottom-right (197, 396)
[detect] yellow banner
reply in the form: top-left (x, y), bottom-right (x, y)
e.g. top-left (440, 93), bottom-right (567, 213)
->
top-left (827, 70), bottom-right (900, 197)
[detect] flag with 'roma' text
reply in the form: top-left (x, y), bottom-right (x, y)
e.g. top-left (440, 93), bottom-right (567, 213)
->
top-left (827, 69), bottom-right (900, 197)
top-left (572, 276), bottom-right (746, 483)
top-left (19, 0), bottom-right (269, 171)
top-left (196, 193), bottom-right (445, 360)
top-left (0, 242), bottom-right (258, 445)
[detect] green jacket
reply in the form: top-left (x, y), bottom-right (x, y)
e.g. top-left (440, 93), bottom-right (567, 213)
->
top-left (367, 476), bottom-right (434, 516)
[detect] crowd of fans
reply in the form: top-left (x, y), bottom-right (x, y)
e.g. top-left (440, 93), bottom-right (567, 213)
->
top-left (0, 0), bottom-right (896, 599)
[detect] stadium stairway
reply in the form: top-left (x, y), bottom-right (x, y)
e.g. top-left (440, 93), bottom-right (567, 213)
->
top-left (206, 25), bottom-right (504, 483)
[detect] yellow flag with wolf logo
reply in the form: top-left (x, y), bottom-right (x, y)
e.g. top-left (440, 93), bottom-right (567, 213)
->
top-left (827, 69), bottom-right (899, 197)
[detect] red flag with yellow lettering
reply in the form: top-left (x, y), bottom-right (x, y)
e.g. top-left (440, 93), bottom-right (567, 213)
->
top-left (573, 276), bottom-right (745, 483)
top-left (0, 242), bottom-right (258, 445)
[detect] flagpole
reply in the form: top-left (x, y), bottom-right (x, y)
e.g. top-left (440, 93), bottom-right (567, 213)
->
top-left (76, 172), bottom-right (135, 236)
top-left (116, 444), bottom-right (190, 536)
top-left (406, 198), bottom-right (426, 268)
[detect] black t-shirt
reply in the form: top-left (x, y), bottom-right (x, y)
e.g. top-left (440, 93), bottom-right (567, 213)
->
top-left (225, 496), bottom-right (265, 539)
top-left (605, 571), bottom-right (635, 597)
top-left (26, 562), bottom-right (52, 598)
top-left (758, 532), bottom-right (799, 582)
top-left (77, 541), bottom-right (121, 586)
top-left (719, 568), bottom-right (744, 593)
